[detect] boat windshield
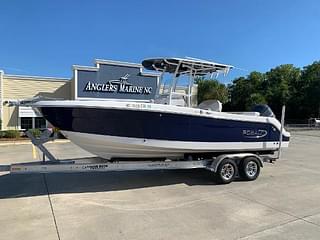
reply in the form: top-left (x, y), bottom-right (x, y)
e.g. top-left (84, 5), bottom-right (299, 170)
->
top-left (142, 57), bottom-right (233, 107)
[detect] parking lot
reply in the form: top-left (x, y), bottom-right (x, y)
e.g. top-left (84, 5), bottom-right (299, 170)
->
top-left (0, 131), bottom-right (320, 240)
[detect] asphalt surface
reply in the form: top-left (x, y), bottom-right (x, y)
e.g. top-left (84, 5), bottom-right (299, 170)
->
top-left (0, 131), bottom-right (320, 240)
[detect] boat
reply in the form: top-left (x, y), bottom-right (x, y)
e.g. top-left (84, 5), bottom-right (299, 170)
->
top-left (32, 57), bottom-right (290, 160)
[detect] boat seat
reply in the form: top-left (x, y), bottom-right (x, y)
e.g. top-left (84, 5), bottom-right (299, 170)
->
top-left (198, 100), bottom-right (222, 112)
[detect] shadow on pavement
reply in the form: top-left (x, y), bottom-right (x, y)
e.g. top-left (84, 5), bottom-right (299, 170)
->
top-left (0, 169), bottom-right (217, 199)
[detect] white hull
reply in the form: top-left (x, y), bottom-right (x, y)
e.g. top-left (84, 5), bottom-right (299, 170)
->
top-left (62, 131), bottom-right (288, 160)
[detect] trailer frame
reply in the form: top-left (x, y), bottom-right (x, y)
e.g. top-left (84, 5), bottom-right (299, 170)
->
top-left (0, 128), bottom-right (281, 184)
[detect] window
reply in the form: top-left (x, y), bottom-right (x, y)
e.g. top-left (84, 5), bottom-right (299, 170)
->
top-left (35, 117), bottom-right (46, 129)
top-left (21, 117), bottom-right (33, 130)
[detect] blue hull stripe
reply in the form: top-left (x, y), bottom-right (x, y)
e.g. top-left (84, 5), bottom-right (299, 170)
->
top-left (39, 107), bottom-right (290, 143)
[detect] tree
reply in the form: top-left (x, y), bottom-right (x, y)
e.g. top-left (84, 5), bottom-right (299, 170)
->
top-left (246, 93), bottom-right (267, 109)
top-left (264, 64), bottom-right (300, 118)
top-left (196, 60), bottom-right (320, 122)
top-left (228, 77), bottom-right (249, 110)
top-left (228, 71), bottom-right (266, 111)
top-left (301, 61), bottom-right (320, 118)
top-left (195, 78), bottom-right (228, 104)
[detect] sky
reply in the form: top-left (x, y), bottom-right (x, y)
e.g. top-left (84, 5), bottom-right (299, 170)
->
top-left (0, 0), bottom-right (320, 83)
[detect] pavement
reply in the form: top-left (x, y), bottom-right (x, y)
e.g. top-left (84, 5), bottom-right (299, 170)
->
top-left (0, 131), bottom-right (320, 240)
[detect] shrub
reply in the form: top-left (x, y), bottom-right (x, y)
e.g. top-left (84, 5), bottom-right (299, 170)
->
top-left (4, 130), bottom-right (20, 138)
top-left (0, 131), bottom-right (5, 138)
top-left (28, 128), bottom-right (41, 138)
top-left (53, 127), bottom-right (60, 133)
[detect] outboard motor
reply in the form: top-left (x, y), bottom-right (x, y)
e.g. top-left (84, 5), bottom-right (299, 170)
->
top-left (251, 104), bottom-right (275, 117)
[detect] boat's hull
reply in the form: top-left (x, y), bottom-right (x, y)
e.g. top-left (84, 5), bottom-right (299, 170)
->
top-left (34, 101), bottom-right (290, 160)
top-left (62, 131), bottom-right (289, 159)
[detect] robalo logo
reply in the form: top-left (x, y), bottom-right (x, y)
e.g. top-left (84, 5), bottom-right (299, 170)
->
top-left (242, 129), bottom-right (268, 138)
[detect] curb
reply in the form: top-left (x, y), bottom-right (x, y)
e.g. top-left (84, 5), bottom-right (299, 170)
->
top-left (0, 139), bottom-right (70, 146)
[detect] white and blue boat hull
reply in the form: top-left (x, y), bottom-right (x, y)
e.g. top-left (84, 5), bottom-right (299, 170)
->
top-left (33, 100), bottom-right (290, 160)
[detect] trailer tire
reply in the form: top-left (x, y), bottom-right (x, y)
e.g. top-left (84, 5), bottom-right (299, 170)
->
top-left (215, 158), bottom-right (237, 184)
top-left (240, 157), bottom-right (260, 181)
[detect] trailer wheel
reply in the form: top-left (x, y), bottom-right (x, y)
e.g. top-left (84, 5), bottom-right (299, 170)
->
top-left (240, 157), bottom-right (260, 181)
top-left (215, 159), bottom-right (237, 184)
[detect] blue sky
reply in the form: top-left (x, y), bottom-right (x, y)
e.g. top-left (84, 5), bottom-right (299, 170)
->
top-left (0, 0), bottom-right (319, 83)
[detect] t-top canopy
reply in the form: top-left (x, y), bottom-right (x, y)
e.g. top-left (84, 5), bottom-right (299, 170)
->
top-left (142, 57), bottom-right (233, 76)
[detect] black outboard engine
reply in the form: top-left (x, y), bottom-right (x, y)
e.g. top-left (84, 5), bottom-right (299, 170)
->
top-left (251, 104), bottom-right (275, 117)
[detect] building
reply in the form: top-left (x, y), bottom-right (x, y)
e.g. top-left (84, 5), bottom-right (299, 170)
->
top-left (0, 59), bottom-right (197, 130)
top-left (0, 72), bottom-right (70, 130)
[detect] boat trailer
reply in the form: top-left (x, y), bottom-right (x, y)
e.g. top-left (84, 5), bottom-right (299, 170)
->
top-left (0, 129), bottom-right (280, 184)
top-left (0, 106), bottom-right (286, 184)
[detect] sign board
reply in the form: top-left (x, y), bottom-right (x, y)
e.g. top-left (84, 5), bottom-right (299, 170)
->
top-left (19, 106), bottom-right (42, 117)
top-left (74, 60), bottom-right (159, 100)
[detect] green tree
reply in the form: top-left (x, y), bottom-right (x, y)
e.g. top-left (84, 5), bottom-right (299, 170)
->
top-left (228, 77), bottom-right (249, 110)
top-left (264, 64), bottom-right (300, 118)
top-left (195, 78), bottom-right (228, 104)
top-left (301, 61), bottom-right (320, 118)
top-left (246, 93), bottom-right (267, 109)
top-left (229, 71), bottom-right (266, 111)
top-left (197, 60), bottom-right (319, 122)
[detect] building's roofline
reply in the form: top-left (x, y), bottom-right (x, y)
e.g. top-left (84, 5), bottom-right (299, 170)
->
top-left (95, 59), bottom-right (142, 68)
top-left (3, 74), bottom-right (70, 82)
top-left (73, 60), bottom-right (161, 77)
top-left (72, 65), bottom-right (98, 71)
top-left (1, 58), bottom-right (163, 81)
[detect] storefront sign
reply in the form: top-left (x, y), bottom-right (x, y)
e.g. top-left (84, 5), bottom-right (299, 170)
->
top-left (75, 61), bottom-right (158, 100)
top-left (84, 74), bottom-right (153, 95)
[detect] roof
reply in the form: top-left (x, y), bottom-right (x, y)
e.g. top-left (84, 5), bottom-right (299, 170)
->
top-left (4, 74), bottom-right (70, 82)
top-left (142, 57), bottom-right (233, 76)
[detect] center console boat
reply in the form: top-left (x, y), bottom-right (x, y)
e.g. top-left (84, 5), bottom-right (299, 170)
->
top-left (32, 57), bottom-right (290, 160)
